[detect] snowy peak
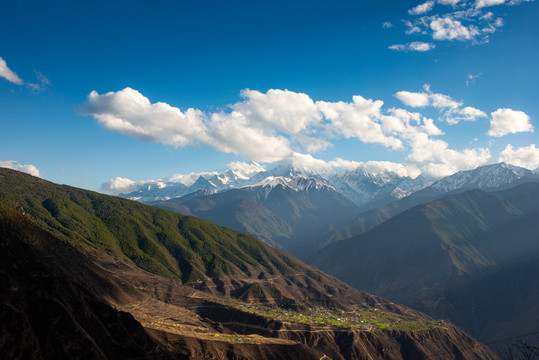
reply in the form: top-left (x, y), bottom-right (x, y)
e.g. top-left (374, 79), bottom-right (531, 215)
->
top-left (428, 162), bottom-right (537, 194)
top-left (327, 166), bottom-right (435, 208)
top-left (118, 161), bottom-right (537, 207)
top-left (250, 175), bottom-right (337, 200)
top-left (266, 155), bottom-right (335, 180)
top-left (121, 181), bottom-right (188, 202)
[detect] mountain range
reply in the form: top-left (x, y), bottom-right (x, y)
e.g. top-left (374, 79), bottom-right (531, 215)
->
top-left (126, 162), bottom-right (539, 258)
top-left (0, 167), bottom-right (497, 359)
top-left (308, 182), bottom-right (539, 347)
top-left (326, 162), bottom-right (539, 243)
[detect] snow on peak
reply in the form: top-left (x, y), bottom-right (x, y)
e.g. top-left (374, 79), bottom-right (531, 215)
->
top-left (428, 162), bottom-right (535, 193)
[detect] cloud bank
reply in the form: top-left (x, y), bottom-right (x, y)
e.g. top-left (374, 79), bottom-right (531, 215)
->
top-left (83, 87), bottom-right (508, 178)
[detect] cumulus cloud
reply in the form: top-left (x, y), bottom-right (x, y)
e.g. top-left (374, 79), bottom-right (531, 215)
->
top-left (382, 21), bottom-right (394, 28)
top-left (207, 111), bottom-right (292, 163)
top-left (317, 96), bottom-right (405, 150)
top-left (498, 144), bottom-right (539, 169)
top-left (0, 160), bottom-right (42, 177)
top-left (87, 87), bottom-right (436, 164)
top-left (429, 16), bottom-right (479, 40)
top-left (389, 42), bottom-right (436, 52)
top-left (409, 1), bottom-right (435, 15)
top-left (234, 89), bottom-right (321, 135)
top-left (0, 57), bottom-right (23, 85)
top-left (487, 108), bottom-right (534, 137)
top-left (80, 87), bottom-right (209, 147)
top-left (85, 87), bottom-right (509, 182)
top-left (101, 176), bottom-right (138, 194)
top-left (406, 135), bottom-right (492, 176)
top-left (395, 91), bottom-right (430, 107)
top-left (395, 86), bottom-right (487, 125)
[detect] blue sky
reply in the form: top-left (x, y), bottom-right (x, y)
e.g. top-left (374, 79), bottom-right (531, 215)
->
top-left (1, 0), bottom-right (538, 192)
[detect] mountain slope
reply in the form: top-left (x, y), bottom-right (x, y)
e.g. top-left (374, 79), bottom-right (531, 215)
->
top-left (0, 167), bottom-right (374, 308)
top-left (152, 176), bottom-right (360, 258)
top-left (329, 162), bottom-right (539, 242)
top-left (0, 204), bottom-right (175, 360)
top-left (0, 167), bottom-right (498, 359)
top-left (309, 182), bottom-right (539, 344)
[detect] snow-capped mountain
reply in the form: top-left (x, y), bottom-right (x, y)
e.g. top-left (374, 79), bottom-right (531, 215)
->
top-left (329, 162), bottom-right (539, 243)
top-left (253, 176), bottom-right (336, 200)
top-left (327, 167), bottom-right (436, 210)
top-left (119, 161), bottom-right (538, 211)
top-left (423, 162), bottom-right (539, 196)
top-left (119, 163), bottom-right (266, 202)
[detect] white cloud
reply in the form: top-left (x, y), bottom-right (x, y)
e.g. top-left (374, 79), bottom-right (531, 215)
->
top-left (389, 42), bottom-right (435, 52)
top-left (409, 1), bottom-right (435, 15)
top-left (498, 144), bottom-right (539, 169)
top-left (166, 171), bottom-right (219, 186)
top-left (395, 87), bottom-right (487, 125)
top-left (208, 111), bottom-right (292, 163)
top-left (0, 160), bottom-right (42, 177)
top-left (233, 89), bottom-right (321, 135)
top-left (430, 93), bottom-right (461, 109)
top-left (438, 0), bottom-right (462, 5)
top-left (487, 108), bottom-right (534, 137)
top-left (404, 20), bottom-right (424, 35)
top-left (429, 16), bottom-right (479, 40)
top-left (317, 96), bottom-right (404, 151)
top-left (81, 88), bottom-right (209, 147)
top-left (447, 106), bottom-right (487, 124)
top-left (226, 161), bottom-right (266, 178)
top-left (84, 87), bottom-right (503, 182)
top-left (0, 57), bottom-right (23, 85)
top-left (101, 176), bottom-right (138, 194)
top-left (295, 135), bottom-right (333, 153)
top-left (508, 0), bottom-right (535, 4)
top-left (391, 0), bottom-right (532, 48)
top-left (476, 0), bottom-right (506, 8)
top-left (395, 91), bottom-right (430, 107)
top-left (382, 21), bottom-right (394, 28)
top-left (466, 73), bottom-right (483, 87)
top-left (406, 135), bottom-right (492, 177)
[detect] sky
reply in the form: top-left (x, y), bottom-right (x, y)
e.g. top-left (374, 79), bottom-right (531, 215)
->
top-left (1, 0), bottom-right (538, 193)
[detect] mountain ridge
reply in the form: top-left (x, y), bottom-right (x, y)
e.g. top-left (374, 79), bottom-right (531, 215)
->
top-left (309, 182), bottom-right (539, 346)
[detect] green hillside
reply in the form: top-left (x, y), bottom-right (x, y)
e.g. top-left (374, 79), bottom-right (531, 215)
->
top-left (0, 168), bottom-right (300, 283)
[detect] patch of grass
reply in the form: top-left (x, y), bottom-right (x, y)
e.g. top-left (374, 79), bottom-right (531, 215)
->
top-left (218, 299), bottom-right (447, 332)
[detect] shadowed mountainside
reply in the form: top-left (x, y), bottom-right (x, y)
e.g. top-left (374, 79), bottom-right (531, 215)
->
top-left (151, 180), bottom-right (359, 259)
top-left (309, 182), bottom-right (539, 345)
